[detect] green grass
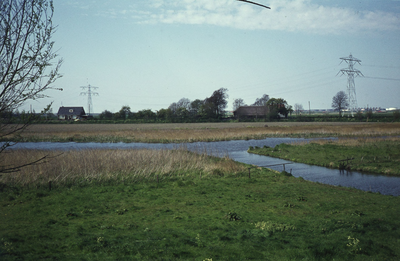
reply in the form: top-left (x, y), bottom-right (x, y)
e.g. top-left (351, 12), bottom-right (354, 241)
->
top-left (249, 139), bottom-right (400, 176)
top-left (1, 168), bottom-right (399, 260)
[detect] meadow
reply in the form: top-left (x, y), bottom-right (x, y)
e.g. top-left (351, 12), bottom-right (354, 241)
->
top-left (3, 122), bottom-right (400, 143)
top-left (1, 151), bottom-right (399, 260)
top-left (1, 122), bottom-right (400, 259)
top-left (249, 137), bottom-right (400, 176)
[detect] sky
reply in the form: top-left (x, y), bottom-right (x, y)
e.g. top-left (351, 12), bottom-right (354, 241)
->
top-left (22, 0), bottom-right (400, 114)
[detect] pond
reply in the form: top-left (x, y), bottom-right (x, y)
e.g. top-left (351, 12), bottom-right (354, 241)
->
top-left (5, 137), bottom-right (400, 196)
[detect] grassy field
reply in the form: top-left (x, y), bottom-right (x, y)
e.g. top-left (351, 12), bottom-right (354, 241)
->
top-left (1, 160), bottom-right (399, 260)
top-left (249, 137), bottom-right (400, 176)
top-left (1, 122), bottom-right (400, 259)
top-left (2, 122), bottom-right (400, 143)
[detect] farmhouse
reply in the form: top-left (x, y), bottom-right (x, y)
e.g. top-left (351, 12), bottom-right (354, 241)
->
top-left (234, 106), bottom-right (269, 119)
top-left (57, 106), bottom-right (86, 120)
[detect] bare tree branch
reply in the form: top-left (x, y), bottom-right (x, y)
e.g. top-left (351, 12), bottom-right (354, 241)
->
top-left (0, 152), bottom-right (63, 174)
top-left (1, 0), bottom-right (62, 174)
top-left (236, 0), bottom-right (271, 9)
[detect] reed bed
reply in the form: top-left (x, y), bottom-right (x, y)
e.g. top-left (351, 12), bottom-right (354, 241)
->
top-left (4, 122), bottom-right (400, 143)
top-left (0, 148), bottom-right (247, 187)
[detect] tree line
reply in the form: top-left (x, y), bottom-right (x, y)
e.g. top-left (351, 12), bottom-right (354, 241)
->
top-left (98, 89), bottom-right (294, 122)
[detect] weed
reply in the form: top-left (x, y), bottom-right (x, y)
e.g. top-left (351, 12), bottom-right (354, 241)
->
top-left (254, 221), bottom-right (296, 232)
top-left (347, 236), bottom-right (362, 254)
top-left (297, 196), bottom-right (307, 201)
top-left (1, 239), bottom-right (14, 254)
top-left (226, 212), bottom-right (241, 221)
top-left (115, 209), bottom-right (128, 215)
top-left (283, 202), bottom-right (295, 208)
top-left (351, 210), bottom-right (364, 217)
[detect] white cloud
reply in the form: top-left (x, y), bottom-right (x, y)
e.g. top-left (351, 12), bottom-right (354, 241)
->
top-left (139, 0), bottom-right (400, 34)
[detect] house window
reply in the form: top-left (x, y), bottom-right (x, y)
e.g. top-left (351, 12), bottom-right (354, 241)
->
top-left (69, 109), bottom-right (73, 113)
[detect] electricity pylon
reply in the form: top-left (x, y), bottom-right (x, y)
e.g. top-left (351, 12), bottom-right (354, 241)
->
top-left (80, 84), bottom-right (99, 116)
top-left (337, 54), bottom-right (363, 117)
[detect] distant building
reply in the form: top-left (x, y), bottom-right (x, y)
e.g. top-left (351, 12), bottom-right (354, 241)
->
top-left (57, 106), bottom-right (86, 120)
top-left (234, 106), bottom-right (269, 119)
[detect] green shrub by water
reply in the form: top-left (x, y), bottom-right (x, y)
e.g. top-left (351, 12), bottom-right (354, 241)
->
top-left (1, 168), bottom-right (399, 260)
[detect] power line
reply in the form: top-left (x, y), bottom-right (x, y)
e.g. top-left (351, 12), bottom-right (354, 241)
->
top-left (80, 84), bottom-right (99, 115)
top-left (236, 0), bottom-right (271, 9)
top-left (337, 54), bottom-right (363, 117)
top-left (363, 64), bottom-right (400, 69)
top-left (364, 76), bottom-right (400, 82)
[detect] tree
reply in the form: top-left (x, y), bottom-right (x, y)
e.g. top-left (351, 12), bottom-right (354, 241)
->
top-left (176, 98), bottom-right (191, 111)
top-left (157, 108), bottom-right (173, 122)
top-left (168, 102), bottom-right (178, 115)
top-left (118, 105), bottom-right (131, 120)
top-left (1, 0), bottom-right (62, 173)
top-left (204, 88), bottom-right (228, 118)
top-left (135, 109), bottom-right (156, 121)
top-left (99, 110), bottom-right (113, 120)
top-left (266, 98), bottom-right (290, 119)
top-left (168, 98), bottom-right (192, 121)
top-left (190, 99), bottom-right (203, 116)
top-left (252, 94), bottom-right (269, 106)
top-left (294, 103), bottom-right (304, 115)
top-left (233, 98), bottom-right (246, 111)
top-left (331, 91), bottom-right (349, 117)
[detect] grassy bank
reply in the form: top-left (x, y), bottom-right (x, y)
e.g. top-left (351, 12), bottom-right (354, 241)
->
top-left (1, 165), bottom-right (400, 260)
top-left (2, 122), bottom-right (400, 143)
top-left (249, 137), bottom-right (400, 176)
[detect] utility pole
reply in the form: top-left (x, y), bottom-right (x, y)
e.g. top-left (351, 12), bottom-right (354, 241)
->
top-left (337, 54), bottom-right (363, 117)
top-left (80, 84), bottom-right (99, 116)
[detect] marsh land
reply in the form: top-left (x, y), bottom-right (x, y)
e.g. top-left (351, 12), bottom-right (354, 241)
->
top-left (1, 122), bottom-right (400, 260)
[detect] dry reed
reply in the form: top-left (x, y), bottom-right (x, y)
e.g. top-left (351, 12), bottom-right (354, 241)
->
top-left (0, 148), bottom-right (247, 187)
top-left (5, 122), bottom-right (400, 143)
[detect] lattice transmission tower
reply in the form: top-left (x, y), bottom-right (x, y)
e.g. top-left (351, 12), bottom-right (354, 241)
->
top-left (80, 84), bottom-right (99, 116)
top-left (337, 54), bottom-right (363, 116)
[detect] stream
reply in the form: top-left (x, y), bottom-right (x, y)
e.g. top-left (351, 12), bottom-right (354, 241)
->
top-left (5, 137), bottom-right (400, 196)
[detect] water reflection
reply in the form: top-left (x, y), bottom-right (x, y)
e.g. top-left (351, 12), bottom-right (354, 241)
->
top-left (5, 138), bottom-right (400, 196)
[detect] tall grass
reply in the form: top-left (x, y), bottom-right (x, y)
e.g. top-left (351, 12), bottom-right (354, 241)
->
top-left (0, 148), bottom-right (246, 187)
top-left (3, 122), bottom-right (400, 143)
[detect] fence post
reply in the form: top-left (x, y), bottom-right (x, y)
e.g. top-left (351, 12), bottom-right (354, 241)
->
top-left (248, 168), bottom-right (251, 178)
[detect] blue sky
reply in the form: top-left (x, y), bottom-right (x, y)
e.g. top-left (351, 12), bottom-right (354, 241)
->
top-left (24, 0), bottom-right (400, 114)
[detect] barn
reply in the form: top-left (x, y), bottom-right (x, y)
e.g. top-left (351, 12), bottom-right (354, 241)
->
top-left (57, 106), bottom-right (86, 120)
top-left (234, 106), bottom-right (269, 119)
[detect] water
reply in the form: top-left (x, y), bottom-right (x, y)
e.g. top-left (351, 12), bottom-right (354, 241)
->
top-left (4, 138), bottom-right (400, 196)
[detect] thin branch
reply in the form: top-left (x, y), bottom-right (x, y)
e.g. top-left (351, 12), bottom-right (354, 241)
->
top-left (0, 152), bottom-right (63, 174)
top-left (236, 0), bottom-right (271, 9)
